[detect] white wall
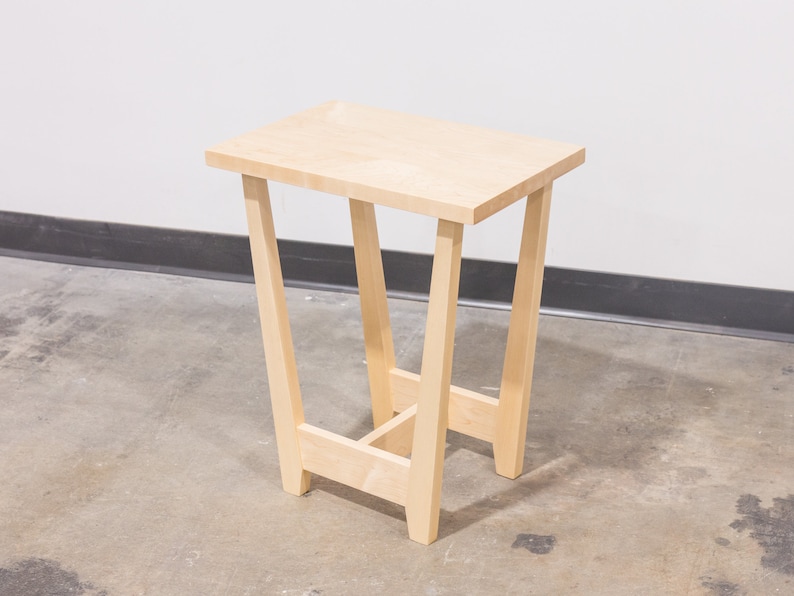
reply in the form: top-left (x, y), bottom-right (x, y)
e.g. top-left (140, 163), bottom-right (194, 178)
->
top-left (2, 1), bottom-right (793, 291)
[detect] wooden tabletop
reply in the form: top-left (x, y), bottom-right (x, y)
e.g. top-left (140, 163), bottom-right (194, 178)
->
top-left (206, 101), bottom-right (584, 225)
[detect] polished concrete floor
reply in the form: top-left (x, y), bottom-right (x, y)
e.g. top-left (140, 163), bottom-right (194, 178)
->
top-left (1, 254), bottom-right (793, 595)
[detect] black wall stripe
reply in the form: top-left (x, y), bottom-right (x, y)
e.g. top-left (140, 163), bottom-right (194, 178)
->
top-left (1, 210), bottom-right (792, 342)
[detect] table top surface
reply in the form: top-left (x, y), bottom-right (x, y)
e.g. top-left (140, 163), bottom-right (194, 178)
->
top-left (206, 101), bottom-right (585, 224)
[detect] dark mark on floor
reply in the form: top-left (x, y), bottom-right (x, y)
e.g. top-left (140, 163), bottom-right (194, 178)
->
top-left (730, 493), bottom-right (794, 575)
top-left (782, 366), bottom-right (794, 375)
top-left (23, 312), bottom-right (104, 364)
top-left (714, 537), bottom-right (731, 547)
top-left (512, 533), bottom-right (556, 554)
top-left (0, 558), bottom-right (107, 596)
top-left (0, 315), bottom-right (24, 338)
top-left (699, 576), bottom-right (744, 596)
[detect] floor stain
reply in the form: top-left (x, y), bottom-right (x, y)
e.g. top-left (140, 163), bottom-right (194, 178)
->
top-left (782, 366), bottom-right (794, 375)
top-left (511, 533), bottom-right (556, 554)
top-left (714, 537), bottom-right (731, 547)
top-left (730, 493), bottom-right (794, 575)
top-left (24, 313), bottom-right (104, 364)
top-left (0, 558), bottom-right (107, 596)
top-left (699, 576), bottom-right (745, 596)
top-left (0, 315), bottom-right (24, 338)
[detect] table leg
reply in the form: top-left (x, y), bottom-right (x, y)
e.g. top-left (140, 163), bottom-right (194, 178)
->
top-left (242, 175), bottom-right (310, 495)
top-left (350, 199), bottom-right (396, 428)
top-left (405, 219), bottom-right (464, 544)
top-left (493, 184), bottom-right (552, 479)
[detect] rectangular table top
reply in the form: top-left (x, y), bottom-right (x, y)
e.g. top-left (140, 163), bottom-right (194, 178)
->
top-left (206, 101), bottom-right (584, 225)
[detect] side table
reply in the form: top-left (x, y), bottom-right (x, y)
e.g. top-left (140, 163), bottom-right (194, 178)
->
top-left (206, 101), bottom-right (584, 544)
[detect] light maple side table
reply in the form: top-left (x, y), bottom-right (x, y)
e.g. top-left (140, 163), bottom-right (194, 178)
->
top-left (206, 101), bottom-right (584, 545)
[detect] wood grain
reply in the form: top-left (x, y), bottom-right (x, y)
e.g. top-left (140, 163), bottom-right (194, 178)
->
top-left (493, 185), bottom-right (553, 479)
top-left (359, 404), bottom-right (417, 457)
top-left (350, 198), bottom-right (396, 427)
top-left (299, 423), bottom-right (410, 506)
top-left (405, 219), bottom-right (464, 544)
top-left (242, 175), bottom-right (310, 495)
top-left (390, 368), bottom-right (498, 443)
top-left (207, 101), bottom-right (584, 224)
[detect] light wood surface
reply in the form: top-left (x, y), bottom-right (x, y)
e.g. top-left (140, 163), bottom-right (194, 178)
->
top-left (390, 368), bottom-right (498, 443)
top-left (213, 103), bottom-right (584, 545)
top-left (359, 404), bottom-right (417, 457)
top-left (242, 175), bottom-right (310, 495)
top-left (298, 423), bottom-right (410, 506)
top-left (206, 101), bottom-right (584, 224)
top-left (405, 219), bottom-right (464, 545)
top-left (349, 198), bottom-right (396, 427)
top-left (493, 185), bottom-right (553, 478)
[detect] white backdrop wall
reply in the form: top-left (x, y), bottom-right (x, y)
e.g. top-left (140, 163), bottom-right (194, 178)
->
top-left (2, 1), bottom-right (792, 291)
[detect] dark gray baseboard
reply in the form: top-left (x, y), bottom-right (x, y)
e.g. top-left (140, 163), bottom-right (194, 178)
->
top-left (1, 210), bottom-right (792, 342)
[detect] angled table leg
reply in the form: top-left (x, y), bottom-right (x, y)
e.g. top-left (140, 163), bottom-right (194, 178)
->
top-left (493, 184), bottom-right (553, 479)
top-left (349, 199), bottom-right (396, 428)
top-left (242, 175), bottom-right (310, 495)
top-left (405, 219), bottom-right (464, 545)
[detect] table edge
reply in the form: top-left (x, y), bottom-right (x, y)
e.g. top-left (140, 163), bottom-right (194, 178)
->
top-left (205, 146), bottom-right (585, 225)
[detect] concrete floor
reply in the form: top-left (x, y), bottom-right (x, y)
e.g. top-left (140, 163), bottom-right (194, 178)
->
top-left (1, 255), bottom-right (793, 595)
